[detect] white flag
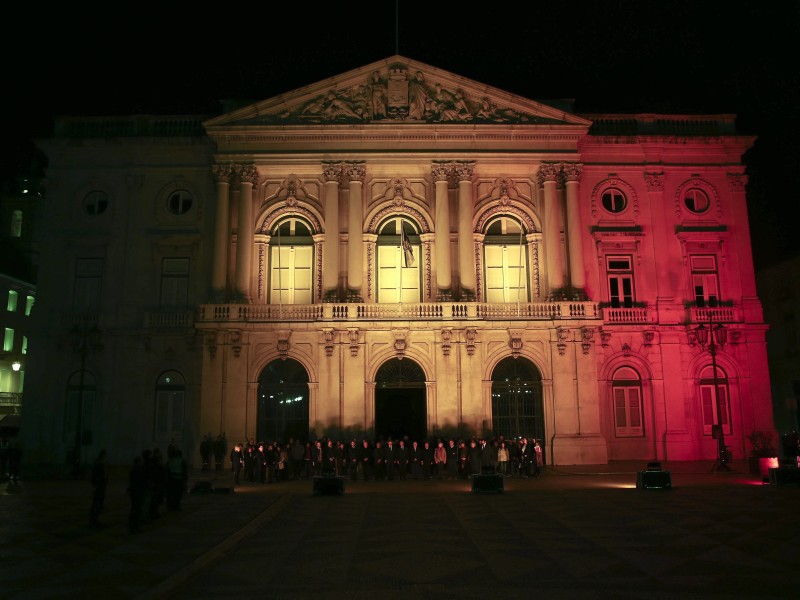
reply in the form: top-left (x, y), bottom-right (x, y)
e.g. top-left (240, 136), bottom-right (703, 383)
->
top-left (401, 227), bottom-right (415, 268)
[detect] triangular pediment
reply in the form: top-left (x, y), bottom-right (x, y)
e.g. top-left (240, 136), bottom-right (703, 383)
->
top-left (205, 55), bottom-right (591, 128)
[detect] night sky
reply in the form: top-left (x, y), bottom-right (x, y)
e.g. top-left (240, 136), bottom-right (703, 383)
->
top-left (3, 1), bottom-right (799, 270)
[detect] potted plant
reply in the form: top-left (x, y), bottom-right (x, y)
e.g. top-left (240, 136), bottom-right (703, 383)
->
top-left (746, 430), bottom-right (778, 476)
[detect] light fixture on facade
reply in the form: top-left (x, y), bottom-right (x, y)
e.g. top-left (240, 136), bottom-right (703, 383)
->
top-left (695, 313), bottom-right (730, 472)
top-left (12, 361), bottom-right (21, 371)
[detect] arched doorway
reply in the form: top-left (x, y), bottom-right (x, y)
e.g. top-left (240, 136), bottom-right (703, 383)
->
top-left (374, 358), bottom-right (426, 442)
top-left (491, 356), bottom-right (545, 462)
top-left (257, 358), bottom-right (310, 443)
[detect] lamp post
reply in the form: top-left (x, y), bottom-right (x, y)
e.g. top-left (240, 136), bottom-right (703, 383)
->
top-left (70, 319), bottom-right (102, 477)
top-left (695, 313), bottom-right (729, 471)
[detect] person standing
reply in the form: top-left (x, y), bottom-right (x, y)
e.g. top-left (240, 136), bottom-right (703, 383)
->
top-left (532, 438), bottom-right (543, 477)
top-left (166, 447), bottom-right (188, 510)
top-left (433, 440), bottom-right (447, 479)
top-left (230, 443), bottom-right (244, 487)
top-left (89, 449), bottom-right (108, 527)
top-left (127, 455), bottom-right (146, 533)
top-left (498, 441), bottom-right (510, 476)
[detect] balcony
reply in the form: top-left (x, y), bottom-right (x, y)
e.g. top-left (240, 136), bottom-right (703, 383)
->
top-left (601, 306), bottom-right (652, 324)
top-left (196, 301), bottom-right (600, 323)
top-left (0, 392), bottom-right (22, 409)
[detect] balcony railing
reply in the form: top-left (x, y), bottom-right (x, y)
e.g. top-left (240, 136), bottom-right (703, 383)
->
top-left (690, 305), bottom-right (738, 323)
top-left (601, 306), bottom-right (652, 324)
top-left (0, 392), bottom-right (22, 407)
top-left (144, 310), bottom-right (196, 328)
top-left (196, 301), bottom-right (601, 323)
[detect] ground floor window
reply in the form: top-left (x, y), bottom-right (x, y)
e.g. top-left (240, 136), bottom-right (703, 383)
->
top-left (612, 366), bottom-right (644, 437)
top-left (491, 356), bottom-right (543, 454)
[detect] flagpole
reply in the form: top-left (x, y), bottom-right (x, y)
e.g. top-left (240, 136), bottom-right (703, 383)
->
top-left (516, 221), bottom-right (524, 317)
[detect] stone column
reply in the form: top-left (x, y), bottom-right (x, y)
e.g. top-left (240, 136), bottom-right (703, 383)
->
top-left (322, 163), bottom-right (342, 301)
top-left (432, 162), bottom-right (452, 300)
top-left (235, 164), bottom-right (258, 302)
top-left (538, 163), bottom-right (564, 295)
top-left (563, 163), bottom-right (586, 297)
top-left (211, 164), bottom-right (233, 302)
top-left (455, 162), bottom-right (476, 300)
top-left (346, 163), bottom-right (365, 302)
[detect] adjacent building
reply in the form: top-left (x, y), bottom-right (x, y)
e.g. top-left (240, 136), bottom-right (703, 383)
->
top-left (21, 56), bottom-right (774, 468)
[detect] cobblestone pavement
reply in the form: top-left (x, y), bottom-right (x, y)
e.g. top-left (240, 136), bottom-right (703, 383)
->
top-left (1, 461), bottom-right (798, 599)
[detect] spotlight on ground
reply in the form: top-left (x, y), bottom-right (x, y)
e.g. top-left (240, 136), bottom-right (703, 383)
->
top-left (636, 461), bottom-right (672, 489)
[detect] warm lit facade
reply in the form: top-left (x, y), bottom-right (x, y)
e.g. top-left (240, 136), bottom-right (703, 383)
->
top-left (22, 56), bottom-right (774, 468)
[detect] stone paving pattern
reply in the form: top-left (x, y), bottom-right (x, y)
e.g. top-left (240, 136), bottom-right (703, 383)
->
top-left (1, 462), bottom-right (798, 599)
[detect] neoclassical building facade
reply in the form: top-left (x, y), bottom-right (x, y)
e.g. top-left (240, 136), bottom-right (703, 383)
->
top-left (22, 56), bottom-right (774, 467)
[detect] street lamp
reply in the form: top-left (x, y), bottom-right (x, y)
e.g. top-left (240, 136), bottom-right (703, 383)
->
top-left (70, 319), bottom-right (102, 476)
top-left (695, 314), bottom-right (729, 471)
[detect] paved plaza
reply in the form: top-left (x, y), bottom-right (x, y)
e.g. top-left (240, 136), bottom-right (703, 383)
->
top-left (1, 461), bottom-right (798, 599)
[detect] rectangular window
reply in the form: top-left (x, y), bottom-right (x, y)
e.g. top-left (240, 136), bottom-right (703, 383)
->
top-left (25, 295), bottom-right (34, 316)
top-left (690, 255), bottom-right (719, 307)
top-left (613, 385), bottom-right (644, 437)
top-left (700, 384), bottom-right (731, 436)
top-left (3, 328), bottom-right (13, 352)
top-left (377, 245), bottom-right (420, 303)
top-left (74, 258), bottom-right (103, 310)
top-left (484, 245), bottom-right (528, 303)
top-left (7, 290), bottom-right (18, 312)
top-left (606, 255), bottom-right (634, 308)
top-left (160, 258), bottom-right (190, 307)
top-left (270, 246), bottom-right (313, 304)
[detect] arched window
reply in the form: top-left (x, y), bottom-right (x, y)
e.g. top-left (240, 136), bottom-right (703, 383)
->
top-left (483, 216), bottom-right (528, 304)
top-left (491, 356), bottom-right (543, 444)
top-left (258, 359), bottom-right (309, 443)
top-left (699, 364), bottom-right (730, 436)
top-left (270, 217), bottom-right (314, 304)
top-left (684, 188), bottom-right (710, 214)
top-left (376, 216), bottom-right (421, 303)
top-left (612, 367), bottom-right (644, 437)
top-left (155, 371), bottom-right (185, 443)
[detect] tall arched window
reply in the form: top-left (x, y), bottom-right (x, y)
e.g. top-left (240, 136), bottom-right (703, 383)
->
top-left (155, 371), bottom-right (185, 443)
top-left (377, 216), bottom-right (421, 303)
top-left (491, 356), bottom-right (543, 443)
top-left (258, 358), bottom-right (310, 443)
top-left (699, 364), bottom-right (730, 436)
top-left (483, 216), bottom-right (528, 303)
top-left (270, 217), bottom-right (314, 304)
top-left (612, 367), bottom-right (644, 437)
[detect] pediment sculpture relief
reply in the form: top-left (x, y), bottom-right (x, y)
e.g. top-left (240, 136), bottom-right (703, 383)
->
top-left (269, 63), bottom-right (547, 125)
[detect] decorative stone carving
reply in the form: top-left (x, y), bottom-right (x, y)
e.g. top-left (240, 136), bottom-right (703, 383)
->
top-left (211, 163), bottom-right (235, 184)
top-left (322, 328), bottom-right (335, 357)
top-left (556, 327), bottom-right (570, 356)
top-left (277, 331), bottom-right (291, 360)
top-left (466, 328), bottom-right (477, 356)
top-left (600, 327), bottom-right (611, 347)
top-left (508, 330), bottom-right (523, 359)
top-left (348, 328), bottom-right (359, 357)
top-left (581, 327), bottom-right (594, 355)
top-left (441, 328), bottom-right (452, 356)
top-left (642, 330), bottom-right (655, 347)
top-left (622, 343), bottom-right (632, 356)
top-left (562, 163), bottom-right (583, 183)
top-left (229, 329), bottom-right (242, 358)
top-left (644, 172), bottom-right (664, 192)
top-left (238, 163), bottom-right (259, 186)
top-left (205, 331), bottom-right (217, 358)
top-left (345, 162), bottom-right (365, 182)
top-left (393, 330), bottom-right (408, 359)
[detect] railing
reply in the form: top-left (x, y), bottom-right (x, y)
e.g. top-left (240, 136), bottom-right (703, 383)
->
top-left (144, 310), bottom-right (195, 328)
top-left (0, 393), bottom-right (22, 407)
top-left (196, 301), bottom-right (601, 323)
top-left (690, 306), bottom-right (738, 324)
top-left (602, 306), bottom-right (651, 324)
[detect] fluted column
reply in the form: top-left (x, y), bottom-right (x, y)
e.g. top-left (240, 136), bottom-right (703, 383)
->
top-left (322, 163), bottom-right (342, 301)
top-left (346, 163), bottom-right (365, 302)
top-left (432, 163), bottom-right (452, 300)
top-left (455, 162), bottom-right (475, 300)
top-left (563, 163), bottom-right (586, 297)
top-left (211, 164), bottom-right (234, 301)
top-left (235, 164), bottom-right (258, 302)
top-left (538, 163), bottom-right (564, 295)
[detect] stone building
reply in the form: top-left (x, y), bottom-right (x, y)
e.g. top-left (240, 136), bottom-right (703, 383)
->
top-left (22, 56), bottom-right (774, 468)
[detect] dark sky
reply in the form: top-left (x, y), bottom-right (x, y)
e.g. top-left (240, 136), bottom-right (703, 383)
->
top-left (3, 1), bottom-right (799, 270)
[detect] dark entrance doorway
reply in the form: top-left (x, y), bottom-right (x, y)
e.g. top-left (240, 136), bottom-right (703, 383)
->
top-left (374, 358), bottom-right (426, 442)
top-left (491, 356), bottom-right (545, 463)
top-left (257, 358), bottom-right (310, 443)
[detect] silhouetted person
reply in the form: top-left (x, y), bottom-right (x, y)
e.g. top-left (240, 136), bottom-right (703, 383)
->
top-left (89, 449), bottom-right (108, 527)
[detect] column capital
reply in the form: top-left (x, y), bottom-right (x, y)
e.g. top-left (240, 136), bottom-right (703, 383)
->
top-left (211, 163), bottom-right (235, 184)
top-left (322, 162), bottom-right (343, 182)
top-left (562, 162), bottom-right (583, 183)
top-left (453, 161), bottom-right (475, 181)
top-left (238, 164), bottom-right (259, 186)
top-left (431, 163), bottom-right (451, 182)
top-left (537, 163), bottom-right (561, 185)
top-left (344, 162), bottom-right (365, 182)
top-left (644, 172), bottom-right (665, 192)
top-left (727, 171), bottom-right (748, 190)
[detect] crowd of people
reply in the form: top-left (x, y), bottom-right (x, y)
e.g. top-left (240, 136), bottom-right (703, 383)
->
top-left (227, 435), bottom-right (544, 486)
